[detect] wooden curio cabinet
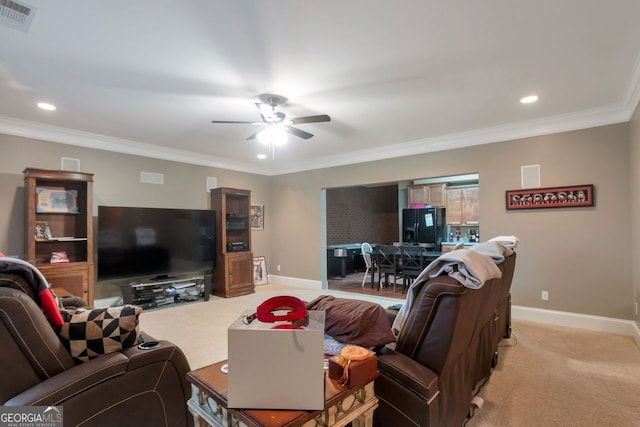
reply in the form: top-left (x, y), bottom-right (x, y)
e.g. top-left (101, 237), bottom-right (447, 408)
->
top-left (210, 187), bottom-right (254, 298)
top-left (23, 168), bottom-right (94, 305)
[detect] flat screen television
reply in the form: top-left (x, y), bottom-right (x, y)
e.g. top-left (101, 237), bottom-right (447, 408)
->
top-left (97, 206), bottom-right (216, 282)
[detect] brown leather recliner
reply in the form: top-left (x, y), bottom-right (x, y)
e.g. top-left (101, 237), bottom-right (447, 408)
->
top-left (374, 252), bottom-right (516, 427)
top-left (0, 271), bottom-right (194, 427)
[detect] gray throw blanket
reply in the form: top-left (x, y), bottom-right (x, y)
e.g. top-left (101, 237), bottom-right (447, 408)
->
top-left (421, 244), bottom-right (505, 289)
top-left (392, 241), bottom-right (513, 335)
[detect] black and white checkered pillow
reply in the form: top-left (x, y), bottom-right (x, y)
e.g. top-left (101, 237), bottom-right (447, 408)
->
top-left (58, 305), bottom-right (142, 363)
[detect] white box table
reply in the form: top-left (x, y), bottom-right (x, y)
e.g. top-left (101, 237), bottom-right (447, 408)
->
top-left (227, 310), bottom-right (325, 410)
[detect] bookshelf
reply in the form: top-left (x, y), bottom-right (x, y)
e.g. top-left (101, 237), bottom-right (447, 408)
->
top-left (23, 168), bottom-right (94, 305)
top-left (210, 187), bottom-right (254, 297)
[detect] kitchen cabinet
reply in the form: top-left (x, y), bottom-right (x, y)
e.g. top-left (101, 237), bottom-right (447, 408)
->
top-left (23, 168), bottom-right (94, 305)
top-left (408, 183), bottom-right (447, 207)
top-left (210, 187), bottom-right (254, 298)
top-left (445, 186), bottom-right (479, 226)
top-left (462, 187), bottom-right (479, 225)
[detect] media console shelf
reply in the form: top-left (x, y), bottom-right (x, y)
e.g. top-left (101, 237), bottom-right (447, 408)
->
top-left (116, 275), bottom-right (212, 310)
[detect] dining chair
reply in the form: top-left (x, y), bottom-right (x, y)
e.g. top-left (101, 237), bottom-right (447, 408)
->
top-left (375, 245), bottom-right (402, 292)
top-left (399, 245), bottom-right (425, 292)
top-left (360, 242), bottom-right (378, 287)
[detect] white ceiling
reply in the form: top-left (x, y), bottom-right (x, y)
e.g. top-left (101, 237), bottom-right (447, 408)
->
top-left (1, 1), bottom-right (640, 176)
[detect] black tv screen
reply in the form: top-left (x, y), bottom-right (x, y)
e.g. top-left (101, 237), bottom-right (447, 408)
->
top-left (98, 206), bottom-right (216, 281)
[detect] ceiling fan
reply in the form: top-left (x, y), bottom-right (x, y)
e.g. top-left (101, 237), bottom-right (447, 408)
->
top-left (210, 94), bottom-right (331, 142)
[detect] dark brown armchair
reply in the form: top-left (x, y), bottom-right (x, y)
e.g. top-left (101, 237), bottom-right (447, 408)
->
top-left (0, 268), bottom-right (193, 427)
top-left (374, 251), bottom-right (516, 427)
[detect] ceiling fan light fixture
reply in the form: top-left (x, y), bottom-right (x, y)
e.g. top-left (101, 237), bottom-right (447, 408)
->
top-left (257, 126), bottom-right (288, 146)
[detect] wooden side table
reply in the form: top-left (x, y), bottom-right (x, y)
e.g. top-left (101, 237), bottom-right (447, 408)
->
top-left (186, 360), bottom-right (378, 427)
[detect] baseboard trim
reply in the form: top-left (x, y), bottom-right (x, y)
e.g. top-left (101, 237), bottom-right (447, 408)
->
top-left (267, 275), bottom-right (322, 290)
top-left (512, 305), bottom-right (640, 348)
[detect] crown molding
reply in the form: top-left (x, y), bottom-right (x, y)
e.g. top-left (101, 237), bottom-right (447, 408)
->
top-left (0, 116), bottom-right (273, 175)
top-left (270, 103), bottom-right (631, 175)
top-left (623, 51), bottom-right (640, 120)
top-left (1, 85), bottom-right (638, 177)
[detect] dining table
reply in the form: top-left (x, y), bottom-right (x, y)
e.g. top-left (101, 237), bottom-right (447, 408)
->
top-left (369, 245), bottom-right (444, 290)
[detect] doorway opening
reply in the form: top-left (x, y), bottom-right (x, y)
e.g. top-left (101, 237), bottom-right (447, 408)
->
top-left (323, 173), bottom-right (478, 298)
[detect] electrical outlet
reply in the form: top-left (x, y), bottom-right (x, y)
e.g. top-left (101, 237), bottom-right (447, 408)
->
top-left (541, 291), bottom-right (549, 301)
top-left (277, 265), bottom-right (281, 272)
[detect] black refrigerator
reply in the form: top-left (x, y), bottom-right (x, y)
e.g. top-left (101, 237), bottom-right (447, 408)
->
top-left (402, 207), bottom-right (446, 245)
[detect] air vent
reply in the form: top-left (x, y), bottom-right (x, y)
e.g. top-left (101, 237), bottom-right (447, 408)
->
top-left (61, 157), bottom-right (80, 172)
top-left (0, 0), bottom-right (36, 33)
top-left (140, 171), bottom-right (164, 185)
top-left (206, 177), bottom-right (217, 193)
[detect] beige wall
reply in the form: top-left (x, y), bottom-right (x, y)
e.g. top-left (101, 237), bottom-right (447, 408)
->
top-left (1, 121), bottom-right (635, 320)
top-left (270, 123), bottom-right (632, 319)
top-left (630, 103), bottom-right (640, 328)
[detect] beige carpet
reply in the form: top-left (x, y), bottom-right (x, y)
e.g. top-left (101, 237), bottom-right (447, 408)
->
top-left (140, 283), bottom-right (401, 369)
top-left (140, 284), bottom-right (640, 426)
top-left (469, 320), bottom-right (640, 427)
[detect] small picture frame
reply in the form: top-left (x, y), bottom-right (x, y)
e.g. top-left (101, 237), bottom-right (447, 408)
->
top-left (35, 221), bottom-right (53, 241)
top-left (36, 187), bottom-right (78, 213)
top-left (253, 256), bottom-right (268, 285)
top-left (250, 204), bottom-right (264, 230)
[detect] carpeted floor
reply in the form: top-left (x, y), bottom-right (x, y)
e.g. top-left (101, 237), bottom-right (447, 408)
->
top-left (140, 282), bottom-right (401, 370)
top-left (468, 320), bottom-right (640, 427)
top-left (140, 283), bottom-right (640, 426)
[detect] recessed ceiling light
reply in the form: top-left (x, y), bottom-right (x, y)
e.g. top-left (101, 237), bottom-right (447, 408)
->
top-left (520, 95), bottom-right (538, 104)
top-left (37, 102), bottom-right (56, 111)
top-left (257, 154), bottom-right (267, 160)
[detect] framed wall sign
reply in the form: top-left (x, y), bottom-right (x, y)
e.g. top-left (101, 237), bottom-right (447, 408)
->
top-left (250, 204), bottom-right (264, 230)
top-left (506, 184), bottom-right (594, 210)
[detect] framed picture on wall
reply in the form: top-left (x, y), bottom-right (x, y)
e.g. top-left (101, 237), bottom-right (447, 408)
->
top-left (250, 204), bottom-right (264, 230)
top-left (505, 184), bottom-right (594, 210)
top-left (253, 256), bottom-right (268, 285)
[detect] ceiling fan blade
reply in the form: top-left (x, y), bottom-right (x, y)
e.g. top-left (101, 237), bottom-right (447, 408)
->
top-left (286, 126), bottom-right (314, 139)
top-left (246, 131), bottom-right (260, 140)
top-left (289, 114), bottom-right (331, 125)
